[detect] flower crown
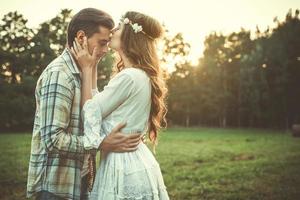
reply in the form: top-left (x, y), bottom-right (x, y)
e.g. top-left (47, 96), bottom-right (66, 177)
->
top-left (121, 17), bottom-right (154, 40)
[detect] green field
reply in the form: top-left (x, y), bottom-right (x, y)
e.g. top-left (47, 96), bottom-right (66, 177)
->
top-left (1, 128), bottom-right (300, 200)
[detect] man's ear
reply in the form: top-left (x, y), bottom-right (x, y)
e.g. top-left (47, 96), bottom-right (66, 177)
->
top-left (76, 30), bottom-right (86, 45)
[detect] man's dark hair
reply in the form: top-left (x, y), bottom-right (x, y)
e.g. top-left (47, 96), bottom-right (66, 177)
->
top-left (67, 8), bottom-right (114, 47)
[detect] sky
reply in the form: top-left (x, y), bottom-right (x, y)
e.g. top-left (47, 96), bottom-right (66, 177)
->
top-left (1, 0), bottom-right (300, 65)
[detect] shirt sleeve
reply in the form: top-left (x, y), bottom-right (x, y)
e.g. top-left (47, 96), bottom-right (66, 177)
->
top-left (81, 72), bottom-right (135, 150)
top-left (39, 70), bottom-right (85, 155)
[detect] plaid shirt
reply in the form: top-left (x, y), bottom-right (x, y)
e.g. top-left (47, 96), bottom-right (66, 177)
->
top-left (27, 48), bottom-right (91, 200)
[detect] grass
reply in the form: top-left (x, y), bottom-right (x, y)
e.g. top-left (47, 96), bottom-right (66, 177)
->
top-left (0, 128), bottom-right (300, 200)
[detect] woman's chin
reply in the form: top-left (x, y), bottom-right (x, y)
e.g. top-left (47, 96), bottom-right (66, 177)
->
top-left (108, 43), bottom-right (119, 52)
top-left (108, 42), bottom-right (112, 47)
top-left (109, 46), bottom-right (117, 51)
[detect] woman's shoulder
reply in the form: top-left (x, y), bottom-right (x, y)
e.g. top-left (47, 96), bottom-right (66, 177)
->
top-left (108, 67), bottom-right (144, 84)
top-left (109, 67), bottom-right (150, 90)
top-left (120, 67), bottom-right (149, 81)
top-left (109, 67), bottom-right (150, 92)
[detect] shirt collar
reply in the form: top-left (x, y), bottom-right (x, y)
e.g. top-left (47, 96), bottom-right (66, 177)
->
top-left (61, 48), bottom-right (82, 75)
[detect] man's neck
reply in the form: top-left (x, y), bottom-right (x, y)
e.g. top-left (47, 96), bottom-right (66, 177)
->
top-left (67, 47), bottom-right (82, 73)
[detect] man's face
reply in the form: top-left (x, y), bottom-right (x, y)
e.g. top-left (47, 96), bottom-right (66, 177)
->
top-left (87, 26), bottom-right (111, 60)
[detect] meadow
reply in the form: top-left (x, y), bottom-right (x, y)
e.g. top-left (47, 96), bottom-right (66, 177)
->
top-left (1, 128), bottom-right (300, 200)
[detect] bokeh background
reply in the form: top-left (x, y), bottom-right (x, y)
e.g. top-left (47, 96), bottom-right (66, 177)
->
top-left (0, 0), bottom-right (300, 199)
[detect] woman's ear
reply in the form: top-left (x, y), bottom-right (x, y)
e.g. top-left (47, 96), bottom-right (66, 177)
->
top-left (76, 30), bottom-right (86, 45)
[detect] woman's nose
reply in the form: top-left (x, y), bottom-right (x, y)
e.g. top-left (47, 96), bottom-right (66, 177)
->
top-left (111, 28), bottom-right (117, 34)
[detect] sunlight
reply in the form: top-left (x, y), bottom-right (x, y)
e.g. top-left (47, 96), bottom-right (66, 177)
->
top-left (1, 0), bottom-right (299, 71)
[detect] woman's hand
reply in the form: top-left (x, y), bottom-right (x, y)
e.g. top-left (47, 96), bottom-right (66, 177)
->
top-left (71, 37), bottom-right (96, 107)
top-left (70, 37), bottom-right (98, 72)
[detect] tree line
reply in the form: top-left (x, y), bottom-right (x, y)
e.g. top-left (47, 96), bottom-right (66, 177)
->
top-left (0, 9), bottom-right (299, 132)
top-left (167, 9), bottom-right (300, 129)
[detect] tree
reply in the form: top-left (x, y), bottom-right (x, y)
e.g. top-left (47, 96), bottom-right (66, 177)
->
top-left (0, 11), bottom-right (34, 83)
top-left (161, 30), bottom-right (193, 126)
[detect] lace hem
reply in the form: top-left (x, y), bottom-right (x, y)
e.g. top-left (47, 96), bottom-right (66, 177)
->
top-left (90, 185), bottom-right (168, 199)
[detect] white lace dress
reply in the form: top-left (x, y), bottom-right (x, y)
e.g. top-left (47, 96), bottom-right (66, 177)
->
top-left (81, 68), bottom-right (169, 200)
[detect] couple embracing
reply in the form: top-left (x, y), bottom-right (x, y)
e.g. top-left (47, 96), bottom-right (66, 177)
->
top-left (27, 8), bottom-right (169, 200)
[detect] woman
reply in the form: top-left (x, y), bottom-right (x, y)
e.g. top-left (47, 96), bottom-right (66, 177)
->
top-left (72, 11), bottom-right (169, 200)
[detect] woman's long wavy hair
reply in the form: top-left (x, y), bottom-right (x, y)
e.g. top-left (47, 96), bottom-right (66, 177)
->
top-left (114, 11), bottom-right (168, 150)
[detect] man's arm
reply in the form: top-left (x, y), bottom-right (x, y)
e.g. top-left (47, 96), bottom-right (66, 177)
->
top-left (99, 122), bottom-right (144, 153)
top-left (39, 70), bottom-right (85, 154)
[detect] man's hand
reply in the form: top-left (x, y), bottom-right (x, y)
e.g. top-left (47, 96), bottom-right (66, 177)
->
top-left (99, 122), bottom-right (145, 153)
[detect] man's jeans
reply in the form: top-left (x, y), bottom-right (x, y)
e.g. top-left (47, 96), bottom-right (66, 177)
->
top-left (36, 175), bottom-right (89, 200)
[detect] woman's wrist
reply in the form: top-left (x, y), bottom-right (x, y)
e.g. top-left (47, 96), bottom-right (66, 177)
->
top-left (82, 67), bottom-right (93, 74)
top-left (92, 65), bottom-right (97, 89)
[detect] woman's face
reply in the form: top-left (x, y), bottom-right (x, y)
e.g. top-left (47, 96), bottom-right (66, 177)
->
top-left (109, 23), bottom-right (123, 51)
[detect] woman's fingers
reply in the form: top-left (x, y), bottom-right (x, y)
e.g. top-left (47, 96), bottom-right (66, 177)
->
top-left (81, 36), bottom-right (91, 56)
top-left (73, 41), bottom-right (79, 54)
top-left (92, 47), bottom-right (98, 59)
top-left (83, 36), bottom-right (88, 50)
top-left (70, 47), bottom-right (77, 58)
top-left (71, 36), bottom-right (99, 70)
top-left (75, 38), bottom-right (82, 51)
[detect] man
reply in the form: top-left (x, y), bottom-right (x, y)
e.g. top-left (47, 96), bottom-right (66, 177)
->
top-left (27, 8), bottom-right (143, 200)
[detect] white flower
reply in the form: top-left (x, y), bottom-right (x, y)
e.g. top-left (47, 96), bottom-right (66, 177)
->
top-left (132, 23), bottom-right (143, 33)
top-left (123, 18), bottom-right (130, 24)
